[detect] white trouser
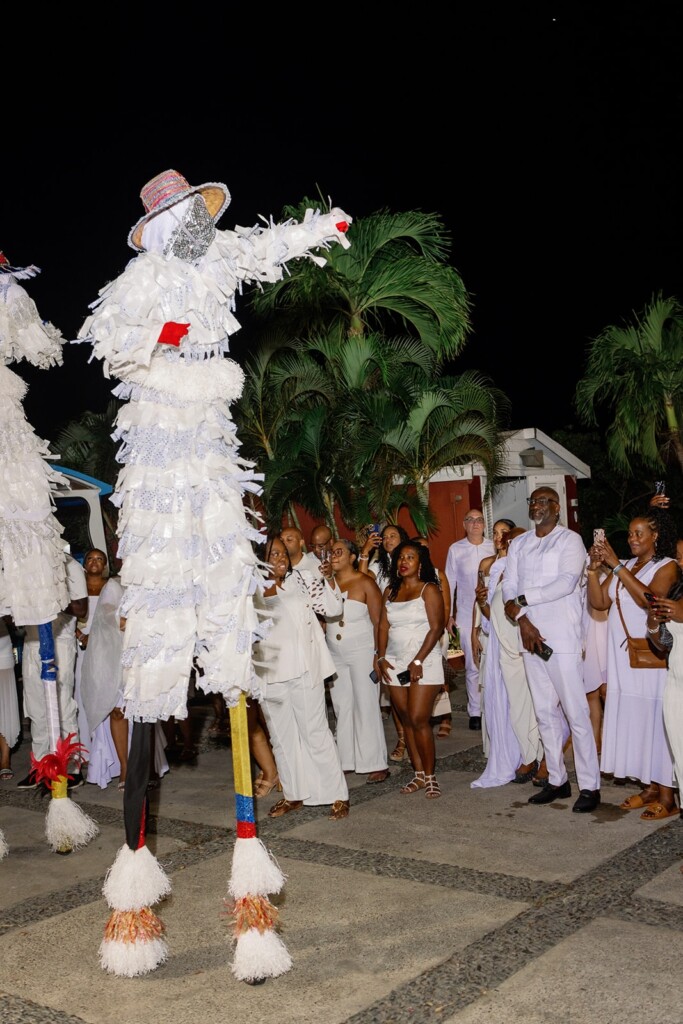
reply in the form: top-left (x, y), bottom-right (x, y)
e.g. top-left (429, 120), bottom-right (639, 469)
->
top-left (328, 661), bottom-right (388, 773)
top-left (523, 650), bottom-right (600, 791)
top-left (458, 625), bottom-right (481, 717)
top-left (261, 671), bottom-right (348, 805)
top-left (22, 637), bottom-right (79, 760)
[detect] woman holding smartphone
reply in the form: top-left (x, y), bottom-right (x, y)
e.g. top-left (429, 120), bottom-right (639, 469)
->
top-left (587, 506), bottom-right (679, 818)
top-left (375, 541), bottom-right (445, 798)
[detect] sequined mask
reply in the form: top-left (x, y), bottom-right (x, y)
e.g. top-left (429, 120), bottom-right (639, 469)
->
top-left (163, 195), bottom-right (216, 263)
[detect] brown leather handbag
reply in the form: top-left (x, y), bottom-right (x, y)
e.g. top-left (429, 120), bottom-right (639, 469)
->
top-left (615, 582), bottom-right (667, 669)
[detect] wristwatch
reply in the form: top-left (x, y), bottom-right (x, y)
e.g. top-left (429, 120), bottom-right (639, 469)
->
top-left (516, 595), bottom-right (528, 607)
top-left (413, 659), bottom-right (422, 666)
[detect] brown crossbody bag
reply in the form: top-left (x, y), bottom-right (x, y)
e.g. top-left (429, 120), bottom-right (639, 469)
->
top-left (615, 581), bottom-right (667, 669)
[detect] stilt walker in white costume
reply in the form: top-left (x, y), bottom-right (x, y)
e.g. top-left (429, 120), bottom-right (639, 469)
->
top-left (0, 253), bottom-right (99, 857)
top-left (77, 170), bottom-right (352, 978)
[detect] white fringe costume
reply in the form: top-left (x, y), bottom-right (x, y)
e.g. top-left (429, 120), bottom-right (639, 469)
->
top-left (76, 172), bottom-right (351, 976)
top-left (0, 257), bottom-right (82, 859)
top-left (79, 200), bottom-right (351, 720)
top-left (0, 262), bottom-right (69, 626)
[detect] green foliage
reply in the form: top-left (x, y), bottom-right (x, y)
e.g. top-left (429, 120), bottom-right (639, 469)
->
top-left (575, 294), bottom-right (683, 475)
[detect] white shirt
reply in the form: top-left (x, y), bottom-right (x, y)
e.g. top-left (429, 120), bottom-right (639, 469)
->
top-left (445, 537), bottom-right (495, 628)
top-left (502, 525), bottom-right (586, 653)
top-left (254, 570), bottom-right (343, 685)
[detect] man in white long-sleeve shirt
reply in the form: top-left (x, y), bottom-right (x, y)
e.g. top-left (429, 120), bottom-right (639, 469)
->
top-left (445, 510), bottom-right (495, 729)
top-left (502, 487), bottom-right (600, 813)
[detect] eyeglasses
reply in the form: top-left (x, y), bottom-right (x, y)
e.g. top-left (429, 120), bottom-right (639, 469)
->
top-left (526, 497), bottom-right (557, 507)
top-left (464, 517), bottom-right (485, 524)
top-left (330, 548), bottom-right (346, 557)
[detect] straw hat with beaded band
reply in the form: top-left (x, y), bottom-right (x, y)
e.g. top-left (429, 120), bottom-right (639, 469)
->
top-left (128, 169), bottom-right (231, 251)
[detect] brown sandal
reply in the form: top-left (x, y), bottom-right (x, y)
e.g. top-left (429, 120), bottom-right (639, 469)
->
top-left (389, 736), bottom-right (408, 762)
top-left (268, 798), bottom-right (303, 818)
top-left (328, 799), bottom-right (350, 820)
top-left (436, 718), bottom-right (452, 738)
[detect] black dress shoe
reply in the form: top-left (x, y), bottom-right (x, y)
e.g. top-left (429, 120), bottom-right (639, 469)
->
top-left (528, 780), bottom-right (571, 804)
top-left (469, 716), bottom-right (482, 731)
top-left (572, 789), bottom-right (600, 813)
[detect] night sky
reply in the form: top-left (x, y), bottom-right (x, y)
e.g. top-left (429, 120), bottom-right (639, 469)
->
top-left (5, 4), bottom-right (683, 443)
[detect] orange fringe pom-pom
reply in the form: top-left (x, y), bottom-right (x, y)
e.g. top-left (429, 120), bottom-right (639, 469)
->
top-left (227, 895), bottom-right (279, 936)
top-left (103, 908), bottom-right (165, 945)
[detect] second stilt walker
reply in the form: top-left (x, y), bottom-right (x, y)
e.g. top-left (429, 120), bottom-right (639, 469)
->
top-left (77, 170), bottom-right (352, 978)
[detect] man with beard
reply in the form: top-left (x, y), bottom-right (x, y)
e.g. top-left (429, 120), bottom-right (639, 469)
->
top-left (503, 487), bottom-right (600, 813)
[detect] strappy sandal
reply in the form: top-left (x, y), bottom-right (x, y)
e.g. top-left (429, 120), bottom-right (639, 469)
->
top-left (424, 774), bottom-right (441, 799)
top-left (389, 736), bottom-right (408, 762)
top-left (436, 718), bottom-right (452, 738)
top-left (268, 798), bottom-right (303, 818)
top-left (328, 799), bottom-right (350, 820)
top-left (400, 771), bottom-right (426, 794)
top-left (254, 775), bottom-right (282, 799)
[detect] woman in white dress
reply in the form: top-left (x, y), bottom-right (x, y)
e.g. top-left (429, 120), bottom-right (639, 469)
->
top-left (358, 524), bottom-right (410, 760)
top-left (647, 581), bottom-right (683, 834)
top-left (587, 507), bottom-right (679, 819)
top-left (325, 539), bottom-right (389, 783)
top-left (375, 541), bottom-right (445, 799)
top-left (254, 537), bottom-right (350, 820)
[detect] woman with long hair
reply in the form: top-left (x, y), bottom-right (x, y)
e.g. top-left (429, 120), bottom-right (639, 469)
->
top-left (359, 523), bottom-right (411, 759)
top-left (254, 536), bottom-right (350, 819)
top-left (588, 506), bottom-right (679, 818)
top-left (375, 540), bottom-right (445, 799)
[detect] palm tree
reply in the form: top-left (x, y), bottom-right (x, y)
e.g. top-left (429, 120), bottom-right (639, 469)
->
top-left (237, 204), bottom-right (508, 535)
top-left (575, 294), bottom-right (683, 474)
top-left (249, 205), bottom-right (472, 360)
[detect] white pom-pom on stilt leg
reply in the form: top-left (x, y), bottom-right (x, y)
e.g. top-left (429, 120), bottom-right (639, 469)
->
top-left (45, 797), bottom-right (99, 853)
top-left (100, 844), bottom-right (172, 977)
top-left (103, 844), bottom-right (171, 910)
top-left (229, 837), bottom-right (286, 898)
top-left (232, 927), bottom-right (293, 981)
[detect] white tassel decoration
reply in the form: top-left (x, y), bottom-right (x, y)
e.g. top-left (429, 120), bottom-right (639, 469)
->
top-left (45, 797), bottom-right (99, 853)
top-left (100, 845), bottom-right (172, 977)
top-left (231, 927), bottom-right (293, 982)
top-left (99, 935), bottom-right (168, 978)
top-left (229, 837), bottom-right (286, 899)
top-left (103, 844), bottom-right (171, 910)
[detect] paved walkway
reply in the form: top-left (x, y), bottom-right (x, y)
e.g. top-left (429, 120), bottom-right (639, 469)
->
top-left (1, 679), bottom-right (682, 1024)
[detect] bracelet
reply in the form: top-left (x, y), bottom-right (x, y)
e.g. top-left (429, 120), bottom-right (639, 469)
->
top-left (611, 564), bottom-right (624, 575)
top-left (377, 655), bottom-right (387, 662)
top-left (586, 568), bottom-right (599, 575)
top-left (647, 624), bottom-right (661, 635)
top-left (359, 556), bottom-right (369, 561)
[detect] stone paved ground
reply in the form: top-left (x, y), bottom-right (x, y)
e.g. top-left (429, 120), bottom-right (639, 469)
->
top-left (1, 679), bottom-right (682, 1024)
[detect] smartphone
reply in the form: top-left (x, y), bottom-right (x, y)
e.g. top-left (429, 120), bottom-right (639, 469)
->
top-left (477, 570), bottom-right (485, 586)
top-left (397, 669), bottom-right (411, 684)
top-left (536, 642), bottom-right (553, 661)
top-left (655, 481), bottom-right (666, 496)
top-left (369, 669), bottom-right (379, 684)
top-left (593, 528), bottom-right (605, 545)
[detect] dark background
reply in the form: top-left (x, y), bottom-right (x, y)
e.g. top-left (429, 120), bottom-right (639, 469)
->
top-left (5, 3), bottom-right (683, 442)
